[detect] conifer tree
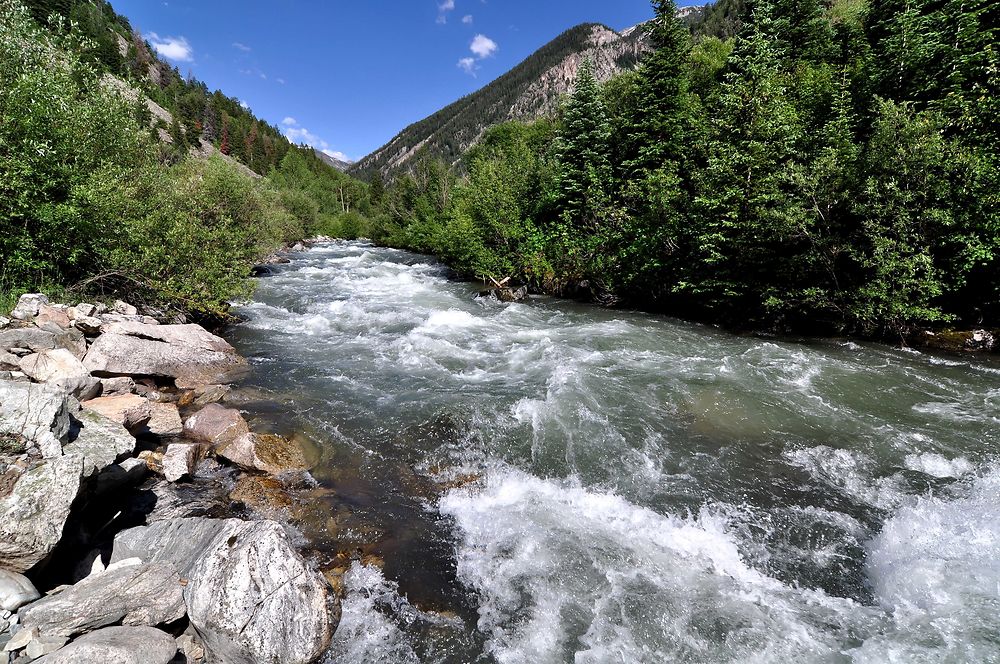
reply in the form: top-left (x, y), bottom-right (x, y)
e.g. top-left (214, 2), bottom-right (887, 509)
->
top-left (554, 58), bottom-right (611, 229)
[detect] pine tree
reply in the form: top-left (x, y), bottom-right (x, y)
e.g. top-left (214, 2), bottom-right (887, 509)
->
top-left (554, 59), bottom-right (611, 230)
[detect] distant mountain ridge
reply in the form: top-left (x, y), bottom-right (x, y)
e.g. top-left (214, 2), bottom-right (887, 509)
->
top-left (313, 148), bottom-right (353, 172)
top-left (350, 22), bottom-right (652, 179)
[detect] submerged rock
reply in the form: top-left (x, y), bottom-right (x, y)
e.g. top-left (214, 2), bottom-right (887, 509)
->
top-left (33, 626), bottom-right (177, 664)
top-left (19, 562), bottom-right (186, 637)
top-left (220, 433), bottom-right (309, 475)
top-left (83, 322), bottom-right (249, 388)
top-left (111, 517), bottom-right (335, 664)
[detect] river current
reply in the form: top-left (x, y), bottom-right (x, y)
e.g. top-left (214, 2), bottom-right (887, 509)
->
top-left (229, 241), bottom-right (1000, 663)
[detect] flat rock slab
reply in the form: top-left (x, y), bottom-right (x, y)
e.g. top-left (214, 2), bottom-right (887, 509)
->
top-left (0, 380), bottom-right (71, 458)
top-left (111, 517), bottom-right (335, 664)
top-left (83, 323), bottom-right (248, 387)
top-left (0, 455), bottom-right (82, 573)
top-left (34, 626), bottom-right (177, 664)
top-left (20, 562), bottom-right (186, 637)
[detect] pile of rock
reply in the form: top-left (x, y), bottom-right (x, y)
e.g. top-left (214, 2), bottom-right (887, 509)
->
top-left (0, 295), bottom-right (336, 663)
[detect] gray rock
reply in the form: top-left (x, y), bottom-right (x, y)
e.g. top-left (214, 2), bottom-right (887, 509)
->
top-left (0, 571), bottom-right (40, 612)
top-left (63, 408), bottom-right (137, 478)
top-left (24, 634), bottom-right (67, 659)
top-left (73, 304), bottom-right (96, 319)
top-left (34, 626), bottom-right (177, 664)
top-left (112, 301), bottom-right (138, 316)
top-left (4, 626), bottom-right (36, 652)
top-left (18, 349), bottom-right (100, 400)
top-left (162, 444), bottom-right (203, 483)
top-left (83, 323), bottom-right (249, 388)
top-left (0, 329), bottom-right (56, 355)
top-left (0, 353), bottom-right (18, 372)
top-left (19, 562), bottom-right (185, 637)
top-left (9, 295), bottom-right (48, 321)
top-left (0, 455), bottom-right (83, 573)
top-left (0, 381), bottom-right (71, 459)
top-left (33, 306), bottom-right (71, 331)
top-left (98, 377), bottom-right (136, 397)
top-left (111, 518), bottom-right (335, 664)
top-left (182, 404), bottom-right (249, 448)
top-left (144, 402), bottom-right (183, 438)
top-left (71, 316), bottom-right (102, 336)
top-left (0, 317), bottom-right (10, 329)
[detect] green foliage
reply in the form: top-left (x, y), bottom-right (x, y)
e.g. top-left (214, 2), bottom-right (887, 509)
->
top-left (360, 0), bottom-right (1000, 338)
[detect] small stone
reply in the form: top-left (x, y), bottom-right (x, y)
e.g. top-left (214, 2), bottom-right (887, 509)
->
top-left (112, 300), bottom-right (138, 316)
top-left (25, 634), bottom-right (67, 659)
top-left (162, 444), bottom-right (204, 483)
top-left (99, 377), bottom-right (136, 397)
top-left (0, 318), bottom-right (10, 329)
top-left (10, 295), bottom-right (47, 321)
top-left (73, 304), bottom-right (96, 318)
top-left (139, 450), bottom-right (164, 475)
top-left (3, 627), bottom-right (36, 652)
top-left (71, 316), bottom-right (102, 336)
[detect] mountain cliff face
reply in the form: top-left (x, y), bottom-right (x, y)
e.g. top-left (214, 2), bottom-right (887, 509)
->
top-left (350, 23), bottom-right (652, 179)
top-left (313, 148), bottom-right (353, 172)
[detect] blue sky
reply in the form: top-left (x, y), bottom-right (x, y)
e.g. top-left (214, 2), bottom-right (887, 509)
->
top-left (113, 1), bottom-right (695, 162)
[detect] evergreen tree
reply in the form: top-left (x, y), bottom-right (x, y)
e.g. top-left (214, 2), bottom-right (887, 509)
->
top-left (554, 59), bottom-right (611, 230)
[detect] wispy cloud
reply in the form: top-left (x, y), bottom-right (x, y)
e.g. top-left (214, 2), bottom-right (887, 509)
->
top-left (470, 33), bottom-right (497, 58)
top-left (282, 117), bottom-right (298, 126)
top-left (147, 33), bottom-right (193, 62)
top-left (322, 149), bottom-right (352, 163)
top-left (457, 57), bottom-right (477, 76)
top-left (462, 14), bottom-right (473, 24)
top-left (436, 0), bottom-right (455, 24)
top-left (232, 41), bottom-right (251, 52)
top-left (284, 123), bottom-right (350, 162)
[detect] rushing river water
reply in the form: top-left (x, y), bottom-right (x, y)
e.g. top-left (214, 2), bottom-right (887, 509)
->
top-left (229, 241), bottom-right (1000, 664)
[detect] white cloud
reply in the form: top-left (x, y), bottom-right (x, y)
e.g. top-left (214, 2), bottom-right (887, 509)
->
top-left (276, 78), bottom-right (286, 85)
top-left (322, 149), bottom-right (353, 163)
top-left (457, 57), bottom-right (477, 76)
top-left (436, 0), bottom-right (455, 23)
top-left (147, 33), bottom-right (193, 62)
top-left (238, 100), bottom-right (249, 109)
top-left (470, 34), bottom-right (497, 58)
top-left (282, 117), bottom-right (297, 126)
top-left (232, 42), bottom-right (251, 52)
top-left (462, 14), bottom-right (473, 24)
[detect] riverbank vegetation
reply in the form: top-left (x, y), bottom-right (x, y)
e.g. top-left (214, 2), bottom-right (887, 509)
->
top-left (356, 0), bottom-right (998, 337)
top-left (0, 0), bottom-right (369, 321)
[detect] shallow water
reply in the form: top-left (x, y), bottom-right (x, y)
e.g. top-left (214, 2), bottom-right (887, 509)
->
top-left (230, 241), bottom-right (1000, 664)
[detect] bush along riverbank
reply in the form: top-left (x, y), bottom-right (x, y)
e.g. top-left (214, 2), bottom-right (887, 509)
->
top-left (0, 291), bottom-right (340, 664)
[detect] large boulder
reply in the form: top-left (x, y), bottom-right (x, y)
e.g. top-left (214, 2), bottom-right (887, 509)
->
top-left (0, 381), bottom-right (71, 459)
top-left (18, 349), bottom-right (100, 400)
top-left (0, 326), bottom-right (87, 360)
top-left (183, 404), bottom-right (249, 448)
top-left (81, 395), bottom-right (151, 433)
top-left (0, 569), bottom-right (40, 611)
top-left (143, 402), bottom-right (183, 438)
top-left (34, 626), bottom-right (178, 664)
top-left (111, 518), bottom-right (335, 664)
top-left (83, 322), bottom-right (249, 388)
top-left (19, 562), bottom-right (186, 637)
top-left (0, 455), bottom-right (83, 573)
top-left (63, 408), bottom-right (137, 478)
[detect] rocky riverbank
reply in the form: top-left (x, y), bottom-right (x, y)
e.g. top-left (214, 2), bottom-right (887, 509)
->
top-left (0, 292), bottom-right (338, 663)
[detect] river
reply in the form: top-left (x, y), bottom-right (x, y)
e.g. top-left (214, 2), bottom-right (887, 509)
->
top-left (228, 241), bottom-right (1000, 664)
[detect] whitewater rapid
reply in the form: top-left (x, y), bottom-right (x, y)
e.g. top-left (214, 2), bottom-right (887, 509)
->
top-left (230, 241), bottom-right (1000, 664)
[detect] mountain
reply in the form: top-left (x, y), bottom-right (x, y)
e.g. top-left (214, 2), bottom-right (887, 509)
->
top-left (350, 22), bottom-right (652, 179)
top-left (313, 148), bottom-right (353, 172)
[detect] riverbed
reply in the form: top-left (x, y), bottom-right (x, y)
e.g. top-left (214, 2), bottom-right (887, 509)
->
top-left (229, 241), bottom-right (1000, 663)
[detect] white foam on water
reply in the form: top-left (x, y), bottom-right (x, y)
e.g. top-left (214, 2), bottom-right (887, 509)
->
top-left (440, 466), bottom-right (872, 664)
top-left (853, 468), bottom-right (1000, 663)
top-left (784, 445), bottom-right (908, 511)
top-left (903, 452), bottom-right (974, 479)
